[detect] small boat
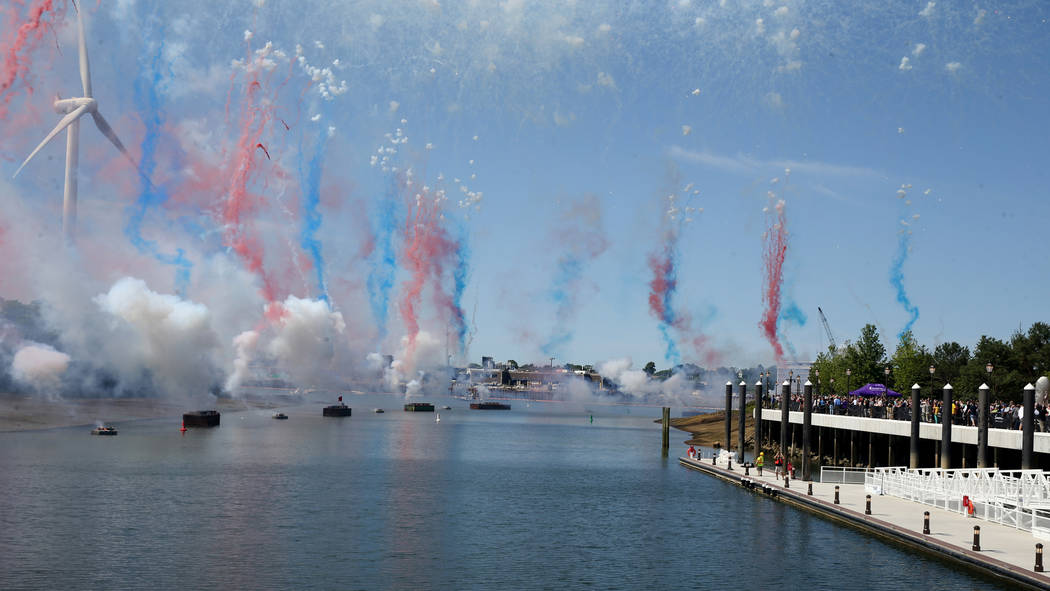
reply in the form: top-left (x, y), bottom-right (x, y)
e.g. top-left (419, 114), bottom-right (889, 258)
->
top-left (374, 408), bottom-right (385, 413)
top-left (91, 425), bottom-right (118, 436)
top-left (272, 412), bottom-right (289, 420)
top-left (436, 413), bottom-right (441, 422)
top-left (441, 405), bottom-right (451, 410)
top-left (404, 402), bottom-right (435, 412)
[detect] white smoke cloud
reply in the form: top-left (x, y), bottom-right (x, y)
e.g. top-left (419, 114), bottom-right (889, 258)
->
top-left (225, 330), bottom-right (260, 392)
top-left (266, 296), bottom-right (346, 383)
top-left (95, 277), bottom-right (222, 397)
top-left (11, 343), bottom-right (70, 390)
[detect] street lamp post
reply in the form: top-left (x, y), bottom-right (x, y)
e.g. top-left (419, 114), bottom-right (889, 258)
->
top-left (986, 363), bottom-right (993, 400)
top-left (846, 368), bottom-right (852, 397)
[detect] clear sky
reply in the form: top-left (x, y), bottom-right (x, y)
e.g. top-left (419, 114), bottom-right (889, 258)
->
top-left (1, 1), bottom-right (1049, 392)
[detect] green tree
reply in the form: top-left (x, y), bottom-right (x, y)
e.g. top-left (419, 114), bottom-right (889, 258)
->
top-left (843, 324), bottom-right (888, 388)
top-left (958, 336), bottom-right (1012, 400)
top-left (644, 361), bottom-right (656, 376)
top-left (931, 341), bottom-right (970, 390)
top-left (507, 360), bottom-right (519, 370)
top-left (888, 331), bottom-right (931, 393)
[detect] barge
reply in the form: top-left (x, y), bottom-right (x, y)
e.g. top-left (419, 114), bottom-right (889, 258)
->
top-left (404, 402), bottom-right (435, 412)
top-left (323, 404), bottom-right (352, 417)
top-left (182, 410), bottom-right (221, 428)
top-left (470, 402), bottom-right (511, 410)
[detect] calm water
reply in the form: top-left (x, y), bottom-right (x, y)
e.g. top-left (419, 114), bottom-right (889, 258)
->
top-left (0, 398), bottom-right (1010, 590)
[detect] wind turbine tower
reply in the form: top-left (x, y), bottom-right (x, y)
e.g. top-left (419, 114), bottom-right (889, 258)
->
top-left (13, 3), bottom-right (134, 244)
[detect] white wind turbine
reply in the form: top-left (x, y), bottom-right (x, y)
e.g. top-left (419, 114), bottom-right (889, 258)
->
top-left (12, 3), bottom-right (135, 243)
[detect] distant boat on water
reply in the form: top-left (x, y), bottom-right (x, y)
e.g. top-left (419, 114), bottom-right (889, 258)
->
top-left (272, 412), bottom-right (288, 420)
top-left (436, 413), bottom-right (441, 423)
top-left (91, 425), bottom-right (117, 436)
top-left (470, 401), bottom-right (511, 410)
top-left (374, 408), bottom-right (385, 413)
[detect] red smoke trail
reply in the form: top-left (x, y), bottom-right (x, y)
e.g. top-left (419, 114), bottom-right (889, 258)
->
top-left (760, 199), bottom-right (788, 364)
top-left (0, 0), bottom-right (62, 120)
top-left (396, 179), bottom-right (463, 371)
top-left (221, 43), bottom-right (303, 309)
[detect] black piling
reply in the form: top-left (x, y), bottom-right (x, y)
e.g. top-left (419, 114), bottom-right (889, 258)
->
top-left (834, 486), bottom-right (840, 505)
top-left (978, 383), bottom-right (990, 468)
top-left (972, 525), bottom-right (981, 552)
top-left (661, 407), bottom-right (670, 457)
top-left (910, 383), bottom-right (921, 469)
top-left (780, 380), bottom-right (790, 461)
top-left (724, 382), bottom-right (733, 455)
top-left (1036, 543), bottom-right (1044, 573)
top-left (754, 381), bottom-right (764, 457)
top-left (737, 380), bottom-right (747, 461)
top-left (865, 494), bottom-right (872, 515)
top-left (923, 511), bottom-right (931, 534)
top-left (941, 384), bottom-right (953, 469)
top-left (802, 380), bottom-right (813, 481)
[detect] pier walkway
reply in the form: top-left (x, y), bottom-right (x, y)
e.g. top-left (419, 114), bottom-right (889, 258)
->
top-left (680, 454), bottom-right (1050, 590)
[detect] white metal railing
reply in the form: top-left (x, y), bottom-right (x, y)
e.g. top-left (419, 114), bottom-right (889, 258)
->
top-left (866, 467), bottom-right (1050, 538)
top-left (820, 466), bottom-right (873, 484)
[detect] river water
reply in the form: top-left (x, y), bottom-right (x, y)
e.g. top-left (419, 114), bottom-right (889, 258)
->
top-left (0, 397), bottom-right (1009, 590)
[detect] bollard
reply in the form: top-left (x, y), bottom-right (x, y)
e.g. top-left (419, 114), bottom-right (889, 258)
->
top-left (834, 485), bottom-right (840, 505)
top-left (923, 511), bottom-right (931, 535)
top-left (1036, 543), bottom-right (1044, 573)
top-left (713, 453), bottom-right (717, 466)
top-left (728, 459), bottom-right (733, 471)
top-left (972, 526), bottom-right (981, 552)
top-left (784, 476), bottom-right (790, 489)
top-left (865, 494), bottom-right (872, 515)
top-left (745, 464), bottom-right (750, 476)
top-left (807, 482), bottom-right (813, 496)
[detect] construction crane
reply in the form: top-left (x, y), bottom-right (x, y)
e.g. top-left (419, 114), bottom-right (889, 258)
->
top-left (817, 307), bottom-right (837, 350)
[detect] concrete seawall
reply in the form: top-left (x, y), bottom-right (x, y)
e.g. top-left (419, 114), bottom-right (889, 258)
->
top-left (680, 456), bottom-right (1050, 590)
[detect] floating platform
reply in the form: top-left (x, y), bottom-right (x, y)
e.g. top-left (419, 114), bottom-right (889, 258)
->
top-left (323, 404), bottom-right (352, 417)
top-left (183, 410), bottom-right (220, 428)
top-left (470, 402), bottom-right (511, 410)
top-left (404, 402), bottom-right (435, 412)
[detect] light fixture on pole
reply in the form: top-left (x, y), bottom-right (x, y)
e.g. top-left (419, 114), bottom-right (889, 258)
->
top-left (846, 368), bottom-right (852, 396)
top-left (986, 363), bottom-right (993, 399)
top-left (929, 364), bottom-right (935, 405)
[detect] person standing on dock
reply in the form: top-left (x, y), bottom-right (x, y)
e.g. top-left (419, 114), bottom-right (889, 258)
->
top-left (756, 452), bottom-right (764, 476)
top-left (774, 452), bottom-right (784, 479)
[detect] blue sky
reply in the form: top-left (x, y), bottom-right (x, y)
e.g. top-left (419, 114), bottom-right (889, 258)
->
top-left (1, 1), bottom-right (1049, 387)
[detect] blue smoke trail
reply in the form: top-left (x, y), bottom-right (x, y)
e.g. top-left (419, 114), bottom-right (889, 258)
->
top-left (297, 117), bottom-right (329, 302)
top-left (890, 231), bottom-right (919, 339)
top-left (541, 254), bottom-right (582, 357)
top-left (451, 225), bottom-right (470, 354)
top-left (779, 299), bottom-right (807, 359)
top-left (125, 33), bottom-right (192, 295)
top-left (367, 185), bottom-right (398, 339)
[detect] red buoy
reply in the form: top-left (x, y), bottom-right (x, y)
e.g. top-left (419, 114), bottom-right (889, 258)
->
top-left (180, 421), bottom-right (187, 433)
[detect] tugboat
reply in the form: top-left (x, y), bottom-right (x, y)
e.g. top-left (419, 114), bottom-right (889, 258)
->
top-left (323, 396), bottom-right (352, 417)
top-left (272, 412), bottom-right (289, 420)
top-left (91, 425), bottom-right (118, 435)
top-left (374, 408), bottom-right (385, 413)
top-left (403, 402), bottom-right (435, 412)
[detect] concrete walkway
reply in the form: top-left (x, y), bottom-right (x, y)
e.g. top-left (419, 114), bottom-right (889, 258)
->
top-left (680, 454), bottom-right (1050, 590)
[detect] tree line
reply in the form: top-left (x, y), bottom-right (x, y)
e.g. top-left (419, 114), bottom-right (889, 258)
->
top-left (810, 323), bottom-right (1050, 401)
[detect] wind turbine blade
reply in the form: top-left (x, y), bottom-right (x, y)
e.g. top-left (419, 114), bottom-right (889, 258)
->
top-left (13, 105), bottom-right (89, 178)
top-left (91, 111), bottom-right (135, 168)
top-left (76, 3), bottom-right (92, 98)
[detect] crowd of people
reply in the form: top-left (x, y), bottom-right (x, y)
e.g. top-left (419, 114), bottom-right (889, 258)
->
top-left (761, 392), bottom-right (1049, 431)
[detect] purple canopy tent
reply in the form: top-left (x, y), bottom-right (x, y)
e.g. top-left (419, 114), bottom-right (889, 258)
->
top-left (849, 383), bottom-right (902, 397)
